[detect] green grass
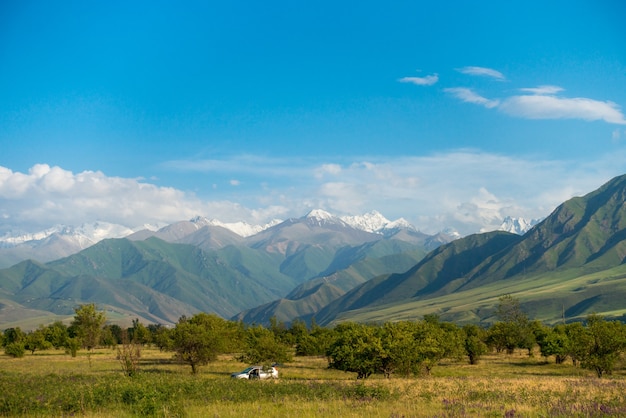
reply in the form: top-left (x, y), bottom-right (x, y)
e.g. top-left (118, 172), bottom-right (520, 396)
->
top-left (338, 264), bottom-right (626, 325)
top-left (1, 347), bottom-right (626, 417)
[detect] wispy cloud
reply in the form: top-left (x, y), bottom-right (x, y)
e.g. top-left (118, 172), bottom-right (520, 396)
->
top-left (500, 93), bottom-right (626, 125)
top-left (398, 73), bottom-right (439, 86)
top-left (443, 81), bottom-right (626, 125)
top-left (444, 87), bottom-right (500, 108)
top-left (457, 66), bottom-right (506, 80)
top-left (519, 85), bottom-right (564, 95)
top-left (2, 152), bottom-right (622, 235)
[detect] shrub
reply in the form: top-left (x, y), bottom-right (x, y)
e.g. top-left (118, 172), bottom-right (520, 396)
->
top-left (4, 342), bottom-right (25, 358)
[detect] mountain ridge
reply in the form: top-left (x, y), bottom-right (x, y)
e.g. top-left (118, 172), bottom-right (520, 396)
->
top-left (307, 174), bottom-right (626, 326)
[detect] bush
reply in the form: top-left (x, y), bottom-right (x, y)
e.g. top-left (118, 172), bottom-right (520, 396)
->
top-left (4, 342), bottom-right (25, 358)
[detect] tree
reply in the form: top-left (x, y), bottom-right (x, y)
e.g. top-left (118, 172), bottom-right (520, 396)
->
top-left (575, 314), bottom-right (626, 378)
top-left (380, 321), bottom-right (420, 377)
top-left (239, 325), bottom-right (292, 365)
top-left (327, 322), bottom-right (384, 379)
top-left (72, 303), bottom-right (106, 351)
top-left (490, 294), bottom-right (535, 355)
top-left (3, 327), bottom-right (25, 346)
top-left (463, 324), bottom-right (488, 365)
top-left (296, 325), bottom-right (336, 357)
top-left (129, 319), bottom-right (151, 345)
top-left (43, 321), bottom-right (69, 349)
top-left (413, 320), bottom-right (461, 374)
top-left (24, 327), bottom-right (52, 354)
top-left (170, 313), bottom-right (242, 374)
top-left (536, 324), bottom-right (571, 364)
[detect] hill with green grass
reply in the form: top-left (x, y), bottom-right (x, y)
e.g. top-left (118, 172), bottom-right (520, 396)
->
top-left (312, 174), bottom-right (626, 326)
top-left (0, 213), bottom-right (435, 329)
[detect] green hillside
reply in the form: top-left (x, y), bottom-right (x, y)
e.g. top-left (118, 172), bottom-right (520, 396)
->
top-left (233, 240), bottom-right (426, 325)
top-left (0, 237), bottom-right (303, 326)
top-left (313, 174), bottom-right (626, 326)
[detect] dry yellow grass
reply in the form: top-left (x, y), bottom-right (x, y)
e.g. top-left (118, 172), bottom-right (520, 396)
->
top-left (1, 347), bottom-right (625, 417)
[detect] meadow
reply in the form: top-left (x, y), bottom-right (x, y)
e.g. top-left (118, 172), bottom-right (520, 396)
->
top-left (1, 347), bottom-right (626, 417)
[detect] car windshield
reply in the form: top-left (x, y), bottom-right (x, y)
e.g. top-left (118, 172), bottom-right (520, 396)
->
top-left (240, 367), bottom-right (255, 373)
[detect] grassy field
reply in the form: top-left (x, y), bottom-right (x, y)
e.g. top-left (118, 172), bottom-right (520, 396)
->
top-left (1, 347), bottom-right (626, 417)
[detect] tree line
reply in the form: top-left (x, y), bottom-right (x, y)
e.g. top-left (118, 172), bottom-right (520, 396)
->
top-left (3, 296), bottom-right (626, 378)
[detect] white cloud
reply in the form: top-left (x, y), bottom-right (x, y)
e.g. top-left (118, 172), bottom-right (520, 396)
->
top-left (314, 163), bottom-right (342, 179)
top-left (457, 66), bottom-right (506, 80)
top-left (230, 179), bottom-right (241, 186)
top-left (499, 94), bottom-right (626, 125)
top-left (1, 152), bottom-right (623, 236)
top-left (398, 74), bottom-right (439, 86)
top-left (519, 85), bottom-right (564, 95)
top-left (444, 81), bottom-right (626, 125)
top-left (444, 87), bottom-right (500, 109)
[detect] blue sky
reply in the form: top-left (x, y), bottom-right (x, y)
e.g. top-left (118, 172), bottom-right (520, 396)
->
top-left (1, 1), bottom-right (626, 235)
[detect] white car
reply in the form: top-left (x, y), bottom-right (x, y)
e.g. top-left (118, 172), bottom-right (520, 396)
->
top-left (231, 365), bottom-right (279, 379)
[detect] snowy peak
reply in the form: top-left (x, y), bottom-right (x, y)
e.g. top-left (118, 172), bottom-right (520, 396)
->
top-left (305, 209), bottom-right (335, 221)
top-left (341, 211), bottom-right (417, 234)
top-left (206, 218), bottom-right (282, 237)
top-left (302, 209), bottom-right (347, 227)
top-left (498, 216), bottom-right (542, 235)
top-left (0, 221), bottom-right (138, 247)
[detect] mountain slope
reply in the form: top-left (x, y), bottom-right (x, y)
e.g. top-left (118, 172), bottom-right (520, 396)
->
top-left (311, 174), bottom-right (626, 325)
top-left (233, 240), bottom-right (427, 325)
top-left (0, 237), bottom-right (302, 325)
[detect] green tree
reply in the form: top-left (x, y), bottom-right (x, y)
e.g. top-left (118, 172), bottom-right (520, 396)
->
top-left (71, 304), bottom-right (106, 365)
top-left (380, 321), bottom-right (420, 377)
top-left (536, 324), bottom-right (571, 364)
top-left (24, 327), bottom-right (52, 354)
top-left (327, 322), bottom-right (384, 379)
top-left (129, 319), bottom-right (151, 345)
top-left (4, 342), bottom-right (25, 358)
top-left (413, 320), bottom-right (460, 374)
top-left (3, 327), bottom-right (26, 358)
top-left (490, 294), bottom-right (535, 355)
top-left (43, 321), bottom-right (69, 349)
top-left (239, 325), bottom-right (292, 365)
top-left (170, 313), bottom-right (242, 374)
top-left (153, 326), bottom-right (173, 351)
top-left (463, 324), bottom-right (488, 365)
top-left (3, 327), bottom-right (25, 346)
top-left (575, 314), bottom-right (626, 378)
top-left (564, 322), bottom-right (587, 366)
top-left (296, 325), bottom-right (336, 356)
top-left (72, 303), bottom-right (106, 351)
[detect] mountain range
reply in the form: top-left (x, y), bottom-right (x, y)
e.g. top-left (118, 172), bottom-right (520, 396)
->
top-left (2, 175), bottom-right (625, 331)
top-left (0, 210), bottom-right (451, 329)
top-left (0, 210), bottom-right (537, 269)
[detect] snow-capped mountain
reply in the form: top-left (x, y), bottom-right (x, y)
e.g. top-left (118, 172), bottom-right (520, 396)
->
top-left (498, 216), bottom-right (542, 235)
top-left (303, 209), bottom-right (349, 227)
top-left (205, 217), bottom-right (282, 237)
top-left (0, 209), bottom-right (462, 268)
top-left (0, 221), bottom-right (150, 247)
top-left (0, 221), bottom-right (165, 268)
top-left (341, 210), bottom-right (416, 234)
